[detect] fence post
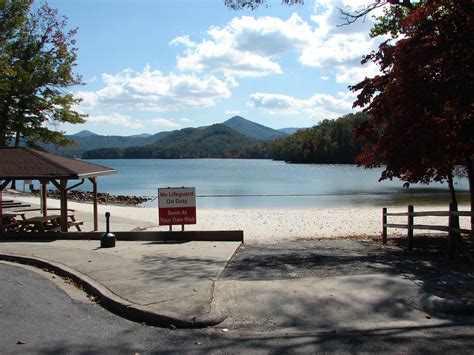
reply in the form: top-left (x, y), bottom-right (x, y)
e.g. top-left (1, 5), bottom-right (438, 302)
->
top-left (382, 208), bottom-right (387, 244)
top-left (448, 202), bottom-right (457, 260)
top-left (407, 205), bottom-right (414, 250)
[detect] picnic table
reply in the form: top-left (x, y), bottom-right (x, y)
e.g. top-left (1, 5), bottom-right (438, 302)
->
top-left (13, 208), bottom-right (83, 231)
top-left (2, 204), bottom-right (84, 232)
top-left (67, 214), bottom-right (83, 231)
top-left (18, 215), bottom-right (61, 232)
top-left (15, 213), bottom-right (83, 232)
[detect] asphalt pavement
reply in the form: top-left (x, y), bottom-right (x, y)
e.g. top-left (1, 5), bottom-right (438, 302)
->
top-left (0, 238), bottom-right (473, 334)
top-left (1, 257), bottom-right (474, 354)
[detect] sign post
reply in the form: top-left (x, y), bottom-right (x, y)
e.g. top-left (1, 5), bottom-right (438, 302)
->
top-left (158, 187), bottom-right (196, 230)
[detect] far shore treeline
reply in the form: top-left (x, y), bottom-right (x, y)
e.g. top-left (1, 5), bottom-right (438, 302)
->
top-left (79, 113), bottom-right (368, 164)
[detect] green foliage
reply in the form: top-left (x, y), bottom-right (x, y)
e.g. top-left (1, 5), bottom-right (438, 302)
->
top-left (370, 5), bottom-right (411, 38)
top-left (0, 0), bottom-right (85, 147)
top-left (240, 113), bottom-right (370, 163)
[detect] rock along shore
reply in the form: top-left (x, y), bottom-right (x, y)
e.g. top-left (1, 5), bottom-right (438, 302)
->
top-left (32, 189), bottom-right (152, 206)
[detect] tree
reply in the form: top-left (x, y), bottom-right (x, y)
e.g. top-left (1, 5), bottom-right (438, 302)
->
top-left (351, 0), bottom-right (474, 234)
top-left (224, 0), bottom-right (303, 11)
top-left (0, 0), bottom-right (85, 148)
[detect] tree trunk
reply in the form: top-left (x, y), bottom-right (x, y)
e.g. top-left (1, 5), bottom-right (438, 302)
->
top-left (466, 156), bottom-right (474, 240)
top-left (447, 171), bottom-right (460, 242)
top-left (14, 132), bottom-right (20, 146)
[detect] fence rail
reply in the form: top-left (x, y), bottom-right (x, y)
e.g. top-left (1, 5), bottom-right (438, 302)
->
top-left (382, 204), bottom-right (472, 259)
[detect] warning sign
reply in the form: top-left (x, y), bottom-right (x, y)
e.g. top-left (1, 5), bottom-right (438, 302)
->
top-left (158, 187), bottom-right (196, 226)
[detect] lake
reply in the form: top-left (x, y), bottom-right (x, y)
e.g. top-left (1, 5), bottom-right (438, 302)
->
top-left (81, 159), bottom-right (468, 209)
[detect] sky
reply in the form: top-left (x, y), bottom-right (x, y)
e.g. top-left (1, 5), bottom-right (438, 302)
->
top-left (44, 0), bottom-right (385, 136)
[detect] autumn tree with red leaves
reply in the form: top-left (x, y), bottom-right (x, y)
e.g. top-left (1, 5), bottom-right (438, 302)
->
top-left (351, 0), bottom-right (474, 233)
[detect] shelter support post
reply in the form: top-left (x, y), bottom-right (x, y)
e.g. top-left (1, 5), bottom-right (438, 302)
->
top-left (39, 179), bottom-right (49, 217)
top-left (0, 179), bottom-right (12, 229)
top-left (51, 179), bottom-right (69, 232)
top-left (59, 179), bottom-right (68, 232)
top-left (89, 177), bottom-right (98, 231)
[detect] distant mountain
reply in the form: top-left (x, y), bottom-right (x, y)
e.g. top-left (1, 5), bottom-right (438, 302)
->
top-left (82, 124), bottom-right (257, 159)
top-left (278, 127), bottom-right (301, 135)
top-left (47, 116), bottom-right (293, 158)
top-left (70, 130), bottom-right (99, 137)
top-left (223, 116), bottom-right (288, 141)
top-left (46, 131), bottom-right (171, 157)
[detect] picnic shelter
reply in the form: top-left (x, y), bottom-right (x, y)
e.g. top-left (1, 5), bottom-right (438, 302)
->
top-left (0, 147), bottom-right (116, 232)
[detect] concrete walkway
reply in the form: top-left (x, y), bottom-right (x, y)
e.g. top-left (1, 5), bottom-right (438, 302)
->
top-left (0, 240), bottom-right (240, 327)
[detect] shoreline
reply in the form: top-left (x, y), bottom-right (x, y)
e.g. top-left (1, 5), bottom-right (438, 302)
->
top-left (4, 190), bottom-right (470, 244)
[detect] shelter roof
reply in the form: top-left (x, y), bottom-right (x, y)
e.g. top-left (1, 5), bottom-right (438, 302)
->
top-left (0, 147), bottom-right (116, 180)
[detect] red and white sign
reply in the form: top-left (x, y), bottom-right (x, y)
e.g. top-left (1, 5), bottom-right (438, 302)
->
top-left (158, 187), bottom-right (196, 226)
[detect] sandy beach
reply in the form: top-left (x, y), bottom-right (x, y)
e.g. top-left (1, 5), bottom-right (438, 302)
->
top-left (4, 191), bottom-right (470, 244)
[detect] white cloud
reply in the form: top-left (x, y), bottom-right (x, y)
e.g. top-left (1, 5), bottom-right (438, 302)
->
top-left (248, 91), bottom-right (353, 120)
top-left (76, 66), bottom-right (234, 112)
top-left (170, 35), bottom-right (197, 48)
top-left (86, 113), bottom-right (143, 129)
top-left (248, 93), bottom-right (302, 115)
top-left (172, 14), bottom-right (313, 78)
top-left (334, 61), bottom-right (380, 84)
top-left (151, 117), bottom-right (181, 127)
top-left (229, 14), bottom-right (313, 56)
top-left (171, 5), bottom-right (383, 84)
top-left (179, 118), bottom-right (192, 123)
top-left (301, 0), bottom-right (386, 83)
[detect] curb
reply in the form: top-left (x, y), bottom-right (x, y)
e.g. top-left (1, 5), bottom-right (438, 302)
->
top-left (0, 253), bottom-right (227, 328)
top-left (419, 292), bottom-right (474, 316)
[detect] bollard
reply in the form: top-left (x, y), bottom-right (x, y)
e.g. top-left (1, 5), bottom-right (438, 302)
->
top-left (100, 212), bottom-right (116, 248)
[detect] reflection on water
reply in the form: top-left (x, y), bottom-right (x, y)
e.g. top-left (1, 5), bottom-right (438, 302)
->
top-left (75, 159), bottom-right (468, 209)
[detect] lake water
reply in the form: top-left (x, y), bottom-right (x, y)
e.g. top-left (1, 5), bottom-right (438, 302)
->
top-left (80, 159), bottom-right (468, 209)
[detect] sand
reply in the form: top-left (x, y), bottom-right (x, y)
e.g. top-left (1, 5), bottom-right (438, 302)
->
top-left (4, 191), bottom-right (470, 244)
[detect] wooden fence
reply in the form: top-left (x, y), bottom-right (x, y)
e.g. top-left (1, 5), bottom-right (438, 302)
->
top-left (382, 203), bottom-right (472, 258)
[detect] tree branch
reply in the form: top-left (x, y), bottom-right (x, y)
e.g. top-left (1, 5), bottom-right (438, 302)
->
top-left (337, 0), bottom-right (414, 27)
top-left (224, 0), bottom-right (303, 11)
top-left (337, 1), bottom-right (387, 27)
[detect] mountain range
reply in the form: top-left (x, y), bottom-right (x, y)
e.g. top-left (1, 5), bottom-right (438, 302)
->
top-left (82, 123), bottom-right (259, 159)
top-left (49, 116), bottom-right (296, 157)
